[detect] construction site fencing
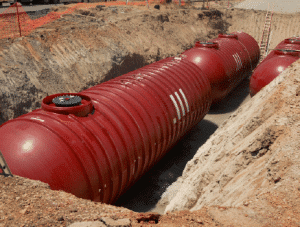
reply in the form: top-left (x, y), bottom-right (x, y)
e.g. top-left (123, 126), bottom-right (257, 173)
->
top-left (0, 0), bottom-right (184, 40)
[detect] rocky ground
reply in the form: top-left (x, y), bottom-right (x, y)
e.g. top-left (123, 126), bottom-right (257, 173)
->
top-left (1, 0), bottom-right (300, 226)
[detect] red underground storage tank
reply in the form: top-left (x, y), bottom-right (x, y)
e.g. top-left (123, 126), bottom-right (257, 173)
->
top-left (0, 32), bottom-right (259, 204)
top-left (181, 32), bottom-right (260, 103)
top-left (260, 37), bottom-right (300, 64)
top-left (250, 38), bottom-right (300, 96)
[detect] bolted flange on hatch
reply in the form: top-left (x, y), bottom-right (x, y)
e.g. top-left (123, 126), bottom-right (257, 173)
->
top-left (42, 93), bottom-right (93, 117)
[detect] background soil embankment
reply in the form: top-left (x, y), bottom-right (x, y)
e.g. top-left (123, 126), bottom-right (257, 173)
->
top-left (236, 0), bottom-right (300, 14)
top-left (226, 8), bottom-right (300, 50)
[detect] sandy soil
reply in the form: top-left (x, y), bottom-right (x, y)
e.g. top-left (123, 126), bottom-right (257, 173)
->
top-left (227, 7), bottom-right (300, 50)
top-left (0, 174), bottom-right (221, 226)
top-left (1, 1), bottom-right (300, 226)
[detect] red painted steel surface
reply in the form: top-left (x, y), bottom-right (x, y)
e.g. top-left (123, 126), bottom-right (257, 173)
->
top-left (250, 38), bottom-right (300, 96)
top-left (0, 31), bottom-right (259, 204)
top-left (181, 32), bottom-right (260, 103)
top-left (260, 37), bottom-right (300, 65)
top-left (0, 57), bottom-right (211, 204)
top-left (250, 49), bottom-right (300, 96)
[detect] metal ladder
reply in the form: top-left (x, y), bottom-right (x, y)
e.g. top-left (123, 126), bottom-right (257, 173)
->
top-left (259, 4), bottom-right (274, 62)
top-left (0, 150), bottom-right (13, 177)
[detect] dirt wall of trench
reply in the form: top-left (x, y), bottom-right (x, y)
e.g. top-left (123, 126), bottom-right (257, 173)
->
top-left (226, 7), bottom-right (300, 49)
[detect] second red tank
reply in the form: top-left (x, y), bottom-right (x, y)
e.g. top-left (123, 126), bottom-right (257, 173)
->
top-left (181, 31), bottom-right (260, 103)
top-left (260, 38), bottom-right (300, 64)
top-left (250, 38), bottom-right (300, 96)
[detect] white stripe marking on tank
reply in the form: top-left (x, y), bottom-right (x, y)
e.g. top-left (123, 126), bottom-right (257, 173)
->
top-left (236, 54), bottom-right (241, 70)
top-left (236, 53), bottom-right (242, 70)
top-left (179, 89), bottom-right (189, 113)
top-left (239, 55), bottom-right (243, 69)
top-left (235, 53), bottom-right (240, 70)
top-left (233, 54), bottom-right (238, 71)
top-left (236, 53), bottom-right (240, 68)
top-left (233, 53), bottom-right (242, 71)
top-left (174, 91), bottom-right (185, 117)
top-left (170, 94), bottom-right (181, 121)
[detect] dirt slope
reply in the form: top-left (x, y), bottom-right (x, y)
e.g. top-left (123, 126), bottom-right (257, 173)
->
top-left (1, 174), bottom-right (222, 227)
top-left (236, 0), bottom-right (300, 13)
top-left (227, 8), bottom-right (300, 50)
top-left (160, 59), bottom-right (300, 226)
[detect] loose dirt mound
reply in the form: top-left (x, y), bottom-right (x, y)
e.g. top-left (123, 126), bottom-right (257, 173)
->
top-left (160, 59), bottom-right (300, 226)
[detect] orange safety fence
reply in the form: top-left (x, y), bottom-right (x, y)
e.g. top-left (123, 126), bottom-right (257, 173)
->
top-left (0, 0), bottom-right (183, 40)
